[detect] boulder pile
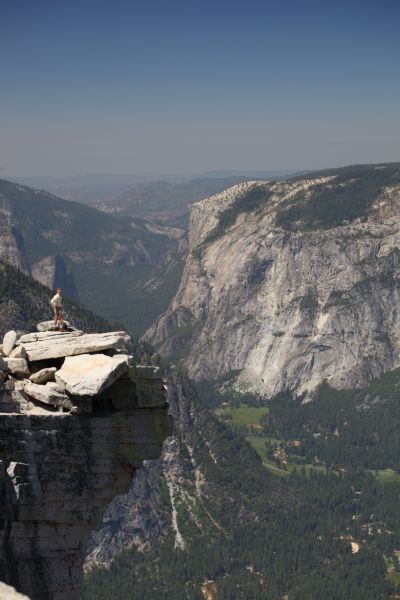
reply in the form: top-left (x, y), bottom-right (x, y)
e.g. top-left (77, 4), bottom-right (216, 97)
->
top-left (0, 323), bottom-right (167, 415)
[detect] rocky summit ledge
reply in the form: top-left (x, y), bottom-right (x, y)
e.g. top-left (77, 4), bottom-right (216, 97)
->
top-left (0, 325), bottom-right (173, 600)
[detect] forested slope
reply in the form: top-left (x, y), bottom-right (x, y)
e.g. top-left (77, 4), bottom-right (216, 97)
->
top-left (84, 368), bottom-right (400, 599)
top-left (0, 259), bottom-right (112, 334)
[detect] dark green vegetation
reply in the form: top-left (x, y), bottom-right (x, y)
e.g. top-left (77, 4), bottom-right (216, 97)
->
top-left (215, 403), bottom-right (269, 434)
top-left (0, 178), bottom-right (183, 335)
top-left (0, 259), bottom-right (113, 335)
top-left (276, 163), bottom-right (400, 231)
top-left (86, 477), bottom-right (395, 600)
top-left (84, 369), bottom-right (400, 599)
top-left (262, 372), bottom-right (400, 473)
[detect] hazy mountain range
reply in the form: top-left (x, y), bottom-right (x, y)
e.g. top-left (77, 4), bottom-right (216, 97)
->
top-left (8, 170), bottom-right (293, 206)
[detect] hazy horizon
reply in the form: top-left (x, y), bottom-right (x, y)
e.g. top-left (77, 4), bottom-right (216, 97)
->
top-left (3, 161), bottom-right (400, 183)
top-left (1, 0), bottom-right (399, 177)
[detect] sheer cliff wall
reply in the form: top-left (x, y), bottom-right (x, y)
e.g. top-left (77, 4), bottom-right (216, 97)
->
top-left (146, 169), bottom-right (400, 396)
top-left (0, 327), bottom-right (172, 600)
top-left (0, 409), bottom-right (171, 600)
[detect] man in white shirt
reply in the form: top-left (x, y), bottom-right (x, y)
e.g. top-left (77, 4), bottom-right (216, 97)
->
top-left (50, 288), bottom-right (63, 328)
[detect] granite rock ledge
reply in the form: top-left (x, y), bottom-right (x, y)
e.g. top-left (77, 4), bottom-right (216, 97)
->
top-left (0, 326), bottom-right (173, 600)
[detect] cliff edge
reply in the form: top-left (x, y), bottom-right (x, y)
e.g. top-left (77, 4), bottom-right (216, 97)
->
top-left (0, 325), bottom-right (172, 600)
top-left (146, 164), bottom-right (400, 396)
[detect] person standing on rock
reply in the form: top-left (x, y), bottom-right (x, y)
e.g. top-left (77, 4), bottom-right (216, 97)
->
top-left (51, 288), bottom-right (64, 328)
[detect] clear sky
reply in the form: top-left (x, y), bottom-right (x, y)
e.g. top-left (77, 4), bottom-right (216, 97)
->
top-left (1, 0), bottom-right (399, 176)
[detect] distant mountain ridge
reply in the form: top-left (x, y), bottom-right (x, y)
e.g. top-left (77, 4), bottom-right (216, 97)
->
top-left (7, 172), bottom-right (293, 224)
top-left (92, 177), bottom-right (252, 228)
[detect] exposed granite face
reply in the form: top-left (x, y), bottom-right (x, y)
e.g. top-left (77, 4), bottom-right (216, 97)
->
top-left (31, 255), bottom-right (79, 303)
top-left (18, 331), bottom-right (130, 362)
top-left (0, 223), bottom-right (31, 276)
top-left (146, 176), bottom-right (400, 396)
top-left (0, 327), bottom-right (173, 600)
top-left (0, 409), bottom-right (172, 600)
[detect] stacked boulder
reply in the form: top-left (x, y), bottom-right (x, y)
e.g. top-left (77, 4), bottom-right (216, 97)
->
top-left (0, 323), bottom-right (167, 415)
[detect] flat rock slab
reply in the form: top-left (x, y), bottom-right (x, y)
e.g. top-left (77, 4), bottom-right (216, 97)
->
top-left (24, 381), bottom-right (73, 410)
top-left (3, 330), bottom-right (17, 356)
top-left (17, 330), bottom-right (83, 345)
top-left (20, 331), bottom-right (130, 362)
top-left (29, 367), bottom-right (57, 384)
top-left (55, 353), bottom-right (128, 396)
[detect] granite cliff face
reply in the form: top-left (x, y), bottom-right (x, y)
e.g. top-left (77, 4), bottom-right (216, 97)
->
top-left (85, 369), bottom-right (286, 576)
top-left (0, 185), bottom-right (78, 300)
top-left (0, 326), bottom-right (172, 600)
top-left (0, 224), bottom-right (31, 276)
top-left (31, 256), bottom-right (79, 302)
top-left (85, 372), bottom-right (212, 566)
top-left (146, 164), bottom-right (400, 396)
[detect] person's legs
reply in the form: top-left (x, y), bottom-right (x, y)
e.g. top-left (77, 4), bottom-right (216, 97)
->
top-left (55, 307), bottom-right (63, 327)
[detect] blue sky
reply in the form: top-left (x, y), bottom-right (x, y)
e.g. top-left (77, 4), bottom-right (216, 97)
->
top-left (1, 0), bottom-right (399, 176)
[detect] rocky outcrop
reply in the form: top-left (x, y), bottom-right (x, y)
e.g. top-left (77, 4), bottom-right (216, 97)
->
top-left (55, 354), bottom-right (128, 396)
top-left (0, 325), bottom-right (172, 599)
top-left (23, 381), bottom-right (74, 410)
top-left (146, 167), bottom-right (400, 396)
top-left (31, 255), bottom-right (79, 302)
top-left (2, 358), bottom-right (30, 377)
top-left (18, 330), bottom-right (130, 362)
